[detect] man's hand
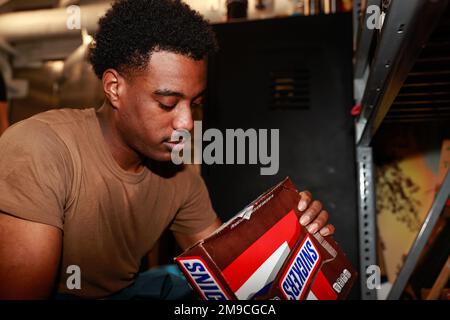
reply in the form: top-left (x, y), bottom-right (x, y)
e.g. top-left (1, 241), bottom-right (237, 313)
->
top-left (297, 191), bottom-right (335, 237)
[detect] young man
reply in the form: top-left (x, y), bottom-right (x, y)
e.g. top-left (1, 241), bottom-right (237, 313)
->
top-left (0, 0), bottom-right (334, 299)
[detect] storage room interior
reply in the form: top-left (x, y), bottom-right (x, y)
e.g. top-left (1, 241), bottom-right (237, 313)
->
top-left (0, 0), bottom-right (448, 301)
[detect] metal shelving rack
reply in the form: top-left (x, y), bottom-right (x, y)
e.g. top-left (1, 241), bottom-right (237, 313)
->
top-left (352, 0), bottom-right (450, 300)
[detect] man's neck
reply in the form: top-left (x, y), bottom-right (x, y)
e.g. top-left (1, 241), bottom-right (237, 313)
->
top-left (95, 101), bottom-right (145, 173)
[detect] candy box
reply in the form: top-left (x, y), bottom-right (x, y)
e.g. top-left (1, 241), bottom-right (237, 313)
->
top-left (175, 177), bottom-right (357, 300)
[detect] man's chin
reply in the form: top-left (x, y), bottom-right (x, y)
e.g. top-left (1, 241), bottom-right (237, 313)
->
top-left (144, 153), bottom-right (169, 163)
top-left (142, 149), bottom-right (174, 163)
top-left (140, 142), bottom-right (188, 164)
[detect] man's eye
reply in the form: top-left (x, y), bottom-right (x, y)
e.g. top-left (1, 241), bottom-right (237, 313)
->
top-left (158, 102), bottom-right (176, 110)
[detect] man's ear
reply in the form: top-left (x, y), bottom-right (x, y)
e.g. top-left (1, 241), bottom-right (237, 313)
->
top-left (102, 69), bottom-right (124, 109)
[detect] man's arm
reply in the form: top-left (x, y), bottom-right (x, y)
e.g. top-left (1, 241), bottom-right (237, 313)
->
top-left (0, 212), bottom-right (62, 299)
top-left (173, 217), bottom-right (222, 251)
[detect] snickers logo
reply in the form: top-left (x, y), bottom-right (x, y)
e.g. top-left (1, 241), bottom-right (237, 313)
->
top-left (177, 257), bottom-right (231, 300)
top-left (279, 235), bottom-right (321, 300)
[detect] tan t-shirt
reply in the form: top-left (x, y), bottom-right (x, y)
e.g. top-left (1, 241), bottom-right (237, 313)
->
top-left (0, 108), bottom-right (217, 298)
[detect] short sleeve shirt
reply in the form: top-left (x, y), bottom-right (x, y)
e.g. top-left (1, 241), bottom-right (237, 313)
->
top-left (0, 108), bottom-right (217, 298)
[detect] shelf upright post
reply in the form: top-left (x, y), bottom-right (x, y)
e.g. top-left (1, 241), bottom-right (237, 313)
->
top-left (356, 146), bottom-right (378, 300)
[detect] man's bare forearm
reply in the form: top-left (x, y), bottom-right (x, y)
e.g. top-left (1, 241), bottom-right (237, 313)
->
top-left (0, 212), bottom-right (62, 299)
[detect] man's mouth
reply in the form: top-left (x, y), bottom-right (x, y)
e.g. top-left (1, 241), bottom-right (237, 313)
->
top-left (163, 140), bottom-right (185, 151)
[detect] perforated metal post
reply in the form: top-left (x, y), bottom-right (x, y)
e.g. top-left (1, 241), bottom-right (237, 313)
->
top-left (356, 146), bottom-right (378, 300)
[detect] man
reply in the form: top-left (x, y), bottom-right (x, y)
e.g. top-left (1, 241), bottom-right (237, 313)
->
top-left (0, 72), bottom-right (8, 135)
top-left (0, 0), bottom-right (334, 299)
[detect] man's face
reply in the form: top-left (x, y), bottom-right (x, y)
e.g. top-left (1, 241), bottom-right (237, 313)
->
top-left (115, 50), bottom-right (207, 162)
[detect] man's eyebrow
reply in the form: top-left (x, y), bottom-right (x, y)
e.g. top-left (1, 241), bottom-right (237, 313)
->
top-left (153, 88), bottom-right (207, 100)
top-left (153, 89), bottom-right (185, 98)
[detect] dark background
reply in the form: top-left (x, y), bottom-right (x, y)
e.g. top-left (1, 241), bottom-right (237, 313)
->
top-left (203, 13), bottom-right (360, 299)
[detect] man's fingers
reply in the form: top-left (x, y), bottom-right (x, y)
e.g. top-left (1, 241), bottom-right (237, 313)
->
top-left (319, 224), bottom-right (335, 237)
top-left (299, 200), bottom-right (322, 226)
top-left (297, 192), bottom-right (333, 235)
top-left (298, 191), bottom-right (312, 211)
top-left (306, 209), bottom-right (328, 234)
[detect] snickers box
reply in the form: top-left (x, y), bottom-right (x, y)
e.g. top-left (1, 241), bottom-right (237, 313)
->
top-left (175, 177), bottom-right (357, 300)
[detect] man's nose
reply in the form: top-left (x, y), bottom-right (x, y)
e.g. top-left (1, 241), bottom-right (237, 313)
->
top-left (173, 103), bottom-right (194, 132)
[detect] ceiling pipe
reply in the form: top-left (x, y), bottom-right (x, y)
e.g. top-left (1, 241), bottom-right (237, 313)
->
top-left (0, 2), bottom-right (111, 42)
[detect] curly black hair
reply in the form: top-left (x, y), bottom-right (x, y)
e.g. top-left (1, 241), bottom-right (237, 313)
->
top-left (89, 0), bottom-right (218, 79)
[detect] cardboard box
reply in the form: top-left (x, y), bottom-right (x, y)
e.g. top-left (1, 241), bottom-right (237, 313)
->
top-left (175, 177), bottom-right (357, 300)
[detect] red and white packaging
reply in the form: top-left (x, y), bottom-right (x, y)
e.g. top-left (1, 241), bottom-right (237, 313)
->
top-left (175, 177), bottom-right (357, 300)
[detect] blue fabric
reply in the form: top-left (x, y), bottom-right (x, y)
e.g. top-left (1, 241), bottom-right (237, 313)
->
top-left (55, 264), bottom-right (195, 300)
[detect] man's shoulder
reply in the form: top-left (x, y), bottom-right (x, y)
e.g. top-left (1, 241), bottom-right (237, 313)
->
top-left (29, 108), bottom-right (95, 127)
top-left (2, 115), bottom-right (59, 145)
top-left (0, 108), bottom-right (93, 155)
top-left (5, 108), bottom-right (94, 132)
top-left (2, 108), bottom-right (95, 147)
